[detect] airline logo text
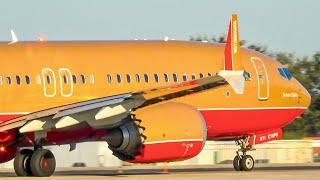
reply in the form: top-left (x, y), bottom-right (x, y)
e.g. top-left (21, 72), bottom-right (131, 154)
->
top-left (232, 20), bottom-right (238, 54)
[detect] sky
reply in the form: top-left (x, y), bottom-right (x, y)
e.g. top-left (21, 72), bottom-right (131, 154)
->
top-left (0, 0), bottom-right (319, 57)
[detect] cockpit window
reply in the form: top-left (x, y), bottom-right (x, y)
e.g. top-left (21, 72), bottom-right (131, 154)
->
top-left (282, 68), bottom-right (292, 80)
top-left (277, 68), bottom-right (292, 80)
top-left (277, 68), bottom-right (286, 78)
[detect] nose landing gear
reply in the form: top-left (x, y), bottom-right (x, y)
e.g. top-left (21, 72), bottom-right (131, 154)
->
top-left (14, 148), bottom-right (56, 177)
top-left (233, 154), bottom-right (255, 171)
top-left (233, 136), bottom-right (255, 171)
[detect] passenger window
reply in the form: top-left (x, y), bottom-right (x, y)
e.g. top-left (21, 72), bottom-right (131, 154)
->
top-left (208, 73), bottom-right (212, 76)
top-left (164, 73), bottom-right (169, 83)
top-left (0, 76), bottom-right (3, 85)
top-left (191, 73), bottom-right (196, 80)
top-left (36, 75), bottom-right (42, 84)
top-left (182, 74), bottom-right (187, 82)
top-left (144, 74), bottom-right (149, 83)
top-left (107, 74), bottom-right (112, 83)
top-left (135, 74), bottom-right (141, 83)
top-left (7, 76), bottom-right (12, 85)
top-left (25, 76), bottom-right (31, 84)
top-left (63, 75), bottom-right (69, 84)
top-left (90, 74), bottom-right (94, 84)
top-left (72, 75), bottom-right (77, 84)
top-left (117, 74), bottom-right (122, 83)
top-left (199, 73), bottom-right (204, 78)
top-left (126, 74), bottom-right (131, 83)
top-left (154, 74), bottom-right (159, 83)
top-left (173, 73), bottom-right (178, 82)
top-left (46, 75), bottom-right (52, 84)
top-left (81, 74), bottom-right (86, 84)
top-left (16, 76), bottom-right (21, 85)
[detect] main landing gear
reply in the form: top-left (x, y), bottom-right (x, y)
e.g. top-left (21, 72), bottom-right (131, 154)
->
top-left (233, 137), bottom-right (255, 171)
top-left (14, 148), bottom-right (56, 177)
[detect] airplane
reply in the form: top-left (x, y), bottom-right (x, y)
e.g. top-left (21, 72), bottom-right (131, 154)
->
top-left (0, 14), bottom-right (310, 177)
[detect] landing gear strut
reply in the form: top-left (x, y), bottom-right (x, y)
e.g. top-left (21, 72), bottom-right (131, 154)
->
top-left (233, 136), bottom-right (255, 171)
top-left (14, 148), bottom-right (56, 177)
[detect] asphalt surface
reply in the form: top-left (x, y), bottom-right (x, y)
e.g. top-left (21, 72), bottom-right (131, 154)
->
top-left (1, 163), bottom-right (320, 180)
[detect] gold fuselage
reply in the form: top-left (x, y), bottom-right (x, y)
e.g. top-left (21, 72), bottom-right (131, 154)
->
top-left (0, 41), bottom-right (309, 111)
top-left (0, 41), bottom-right (310, 139)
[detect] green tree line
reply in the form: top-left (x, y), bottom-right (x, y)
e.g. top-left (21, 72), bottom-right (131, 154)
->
top-left (190, 35), bottom-right (320, 139)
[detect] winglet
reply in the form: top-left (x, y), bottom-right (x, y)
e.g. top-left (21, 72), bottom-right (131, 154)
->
top-left (219, 14), bottom-right (246, 94)
top-left (224, 14), bottom-right (243, 71)
top-left (8, 30), bottom-right (18, 44)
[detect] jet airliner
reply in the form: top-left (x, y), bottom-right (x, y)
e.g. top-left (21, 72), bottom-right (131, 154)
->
top-left (0, 14), bottom-right (310, 176)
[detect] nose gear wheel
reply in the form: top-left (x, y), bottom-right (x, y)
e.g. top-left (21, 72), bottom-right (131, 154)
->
top-left (233, 136), bottom-right (255, 171)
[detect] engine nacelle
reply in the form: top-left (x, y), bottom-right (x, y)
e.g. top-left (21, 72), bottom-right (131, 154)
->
top-left (106, 102), bottom-right (207, 163)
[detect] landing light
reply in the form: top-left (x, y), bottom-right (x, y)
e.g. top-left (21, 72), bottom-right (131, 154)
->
top-left (38, 36), bottom-right (45, 43)
top-left (0, 146), bottom-right (5, 152)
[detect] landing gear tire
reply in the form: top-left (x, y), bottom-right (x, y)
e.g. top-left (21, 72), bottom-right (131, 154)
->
top-left (240, 155), bottom-right (254, 171)
top-left (233, 156), bottom-right (242, 171)
top-left (30, 149), bottom-right (56, 177)
top-left (14, 149), bottom-right (34, 176)
top-left (234, 137), bottom-right (255, 171)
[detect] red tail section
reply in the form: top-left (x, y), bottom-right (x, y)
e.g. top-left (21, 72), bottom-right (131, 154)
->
top-left (224, 14), bottom-right (243, 71)
top-left (219, 14), bottom-right (246, 94)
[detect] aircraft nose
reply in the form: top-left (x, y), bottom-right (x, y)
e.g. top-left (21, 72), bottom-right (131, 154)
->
top-left (299, 84), bottom-right (311, 108)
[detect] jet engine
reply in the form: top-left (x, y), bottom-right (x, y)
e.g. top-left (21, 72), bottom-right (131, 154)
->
top-left (104, 102), bottom-right (207, 163)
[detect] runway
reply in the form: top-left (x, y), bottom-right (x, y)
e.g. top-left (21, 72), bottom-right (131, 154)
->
top-left (1, 164), bottom-right (320, 180)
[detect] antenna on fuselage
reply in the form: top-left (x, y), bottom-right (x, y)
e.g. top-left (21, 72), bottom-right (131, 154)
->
top-left (8, 30), bottom-right (18, 44)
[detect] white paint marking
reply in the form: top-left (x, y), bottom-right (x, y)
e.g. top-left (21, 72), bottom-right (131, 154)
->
top-left (42, 68), bottom-right (57, 97)
top-left (251, 57), bottom-right (270, 100)
top-left (144, 139), bottom-right (203, 145)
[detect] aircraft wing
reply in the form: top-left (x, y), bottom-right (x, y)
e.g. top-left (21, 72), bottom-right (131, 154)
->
top-left (0, 75), bottom-right (228, 133)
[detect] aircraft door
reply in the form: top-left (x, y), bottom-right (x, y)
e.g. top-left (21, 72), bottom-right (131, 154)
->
top-left (59, 68), bottom-right (73, 97)
top-left (42, 68), bottom-right (57, 97)
top-left (251, 57), bottom-right (269, 100)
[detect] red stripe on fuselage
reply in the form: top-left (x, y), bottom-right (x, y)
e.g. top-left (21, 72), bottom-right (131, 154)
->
top-left (200, 108), bottom-right (306, 139)
top-left (0, 114), bottom-right (25, 124)
top-left (0, 108), bottom-right (306, 145)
